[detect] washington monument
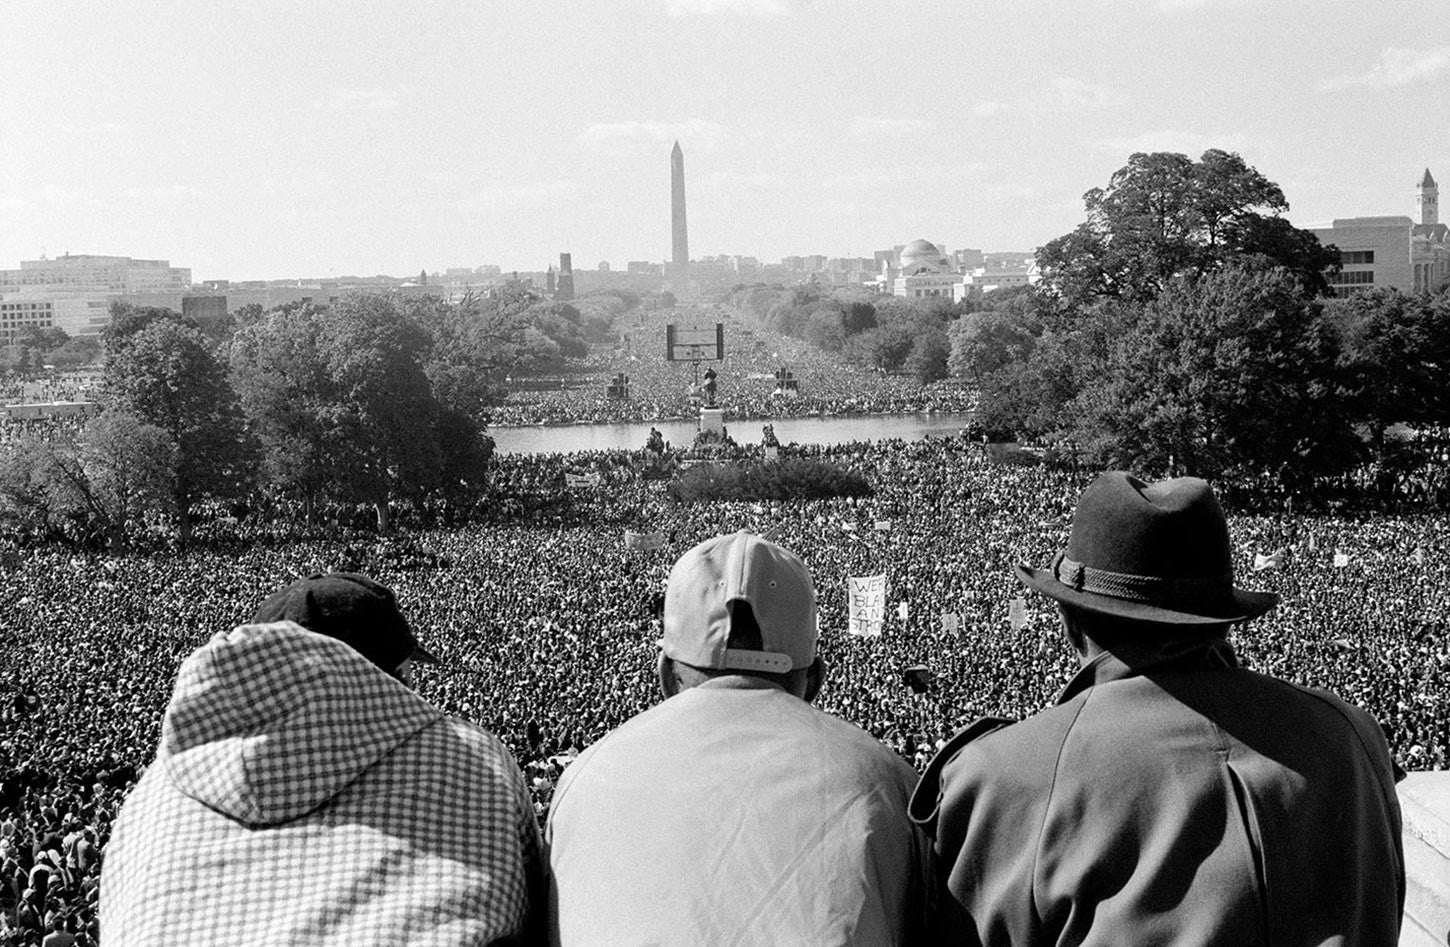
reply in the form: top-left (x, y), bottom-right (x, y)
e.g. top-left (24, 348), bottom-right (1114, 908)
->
top-left (671, 141), bottom-right (689, 268)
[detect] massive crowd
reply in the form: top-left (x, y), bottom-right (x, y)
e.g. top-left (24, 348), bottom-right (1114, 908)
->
top-left (487, 308), bottom-right (976, 426)
top-left (0, 435), bottom-right (1446, 944)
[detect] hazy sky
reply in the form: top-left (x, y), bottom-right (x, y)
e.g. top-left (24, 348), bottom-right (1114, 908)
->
top-left (2, 0), bottom-right (1446, 281)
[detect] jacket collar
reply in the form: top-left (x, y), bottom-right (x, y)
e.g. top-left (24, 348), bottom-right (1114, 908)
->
top-left (1057, 636), bottom-right (1240, 705)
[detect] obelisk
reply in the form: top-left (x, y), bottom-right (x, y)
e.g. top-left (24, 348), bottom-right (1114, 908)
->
top-left (671, 141), bottom-right (689, 274)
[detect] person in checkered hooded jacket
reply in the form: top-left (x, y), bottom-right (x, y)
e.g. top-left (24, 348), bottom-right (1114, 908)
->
top-left (101, 573), bottom-right (545, 946)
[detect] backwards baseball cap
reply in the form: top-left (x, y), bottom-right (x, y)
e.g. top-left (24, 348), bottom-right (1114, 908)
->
top-left (661, 530), bottom-right (817, 674)
top-left (251, 572), bottom-right (439, 672)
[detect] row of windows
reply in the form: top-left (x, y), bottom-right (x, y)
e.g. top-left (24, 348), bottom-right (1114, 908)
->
top-left (1328, 270), bottom-right (1376, 285)
top-left (1337, 250), bottom-right (1375, 265)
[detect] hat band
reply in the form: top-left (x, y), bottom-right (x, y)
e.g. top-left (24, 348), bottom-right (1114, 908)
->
top-left (1053, 553), bottom-right (1233, 607)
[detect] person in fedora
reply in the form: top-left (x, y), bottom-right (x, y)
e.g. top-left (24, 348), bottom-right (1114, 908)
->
top-left (546, 531), bottom-right (933, 945)
top-left (102, 573), bottom-right (545, 945)
top-left (911, 472), bottom-right (1404, 945)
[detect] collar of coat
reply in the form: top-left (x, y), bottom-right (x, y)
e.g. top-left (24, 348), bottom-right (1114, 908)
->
top-left (1058, 636), bottom-right (1242, 705)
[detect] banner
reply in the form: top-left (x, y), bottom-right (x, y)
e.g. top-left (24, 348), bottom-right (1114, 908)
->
top-left (565, 471), bottom-right (602, 490)
top-left (1333, 551), bottom-right (1350, 568)
top-left (896, 601), bottom-right (909, 621)
top-left (940, 612), bottom-right (960, 633)
top-left (764, 445), bottom-right (780, 462)
top-left (1253, 550), bottom-right (1284, 571)
top-left (623, 530), bottom-right (665, 551)
top-left (847, 574), bottom-right (887, 637)
top-left (874, 520), bottom-right (892, 532)
top-left (1008, 597), bottom-right (1027, 632)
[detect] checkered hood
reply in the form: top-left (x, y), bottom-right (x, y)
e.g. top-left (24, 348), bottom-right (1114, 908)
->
top-left (160, 621), bottom-right (442, 826)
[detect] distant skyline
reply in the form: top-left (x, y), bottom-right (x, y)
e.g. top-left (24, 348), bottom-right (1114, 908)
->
top-left (2, 0), bottom-right (1447, 282)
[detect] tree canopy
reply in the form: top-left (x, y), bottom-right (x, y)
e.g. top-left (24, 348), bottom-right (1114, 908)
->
top-left (1036, 149), bottom-right (1338, 305)
top-left (103, 303), bottom-right (254, 540)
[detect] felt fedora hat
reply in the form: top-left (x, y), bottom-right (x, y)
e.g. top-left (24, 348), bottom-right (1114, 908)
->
top-left (1016, 472), bottom-right (1278, 625)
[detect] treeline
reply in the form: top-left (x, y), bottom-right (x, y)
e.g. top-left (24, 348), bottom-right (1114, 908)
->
top-left (724, 284), bottom-right (959, 383)
top-left (0, 326), bottom-right (102, 374)
top-left (955, 150), bottom-right (1450, 491)
top-left (0, 288), bottom-right (641, 547)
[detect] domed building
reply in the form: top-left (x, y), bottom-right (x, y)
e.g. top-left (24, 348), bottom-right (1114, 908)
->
top-left (898, 238), bottom-right (947, 274)
top-left (891, 238), bottom-right (966, 300)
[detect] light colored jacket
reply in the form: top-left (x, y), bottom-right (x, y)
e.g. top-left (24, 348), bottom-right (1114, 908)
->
top-left (102, 621), bottom-right (543, 946)
top-left (546, 676), bottom-right (933, 946)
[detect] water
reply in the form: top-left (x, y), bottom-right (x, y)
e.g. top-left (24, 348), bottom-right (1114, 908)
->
top-left (490, 412), bottom-right (974, 454)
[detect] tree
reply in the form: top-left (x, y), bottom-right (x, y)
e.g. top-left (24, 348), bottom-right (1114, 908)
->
top-left (804, 306), bottom-right (846, 352)
top-left (904, 330), bottom-right (950, 382)
top-left (71, 411), bottom-right (177, 548)
top-left (0, 412), bottom-right (174, 548)
top-left (1036, 149), bottom-right (1331, 306)
top-left (228, 308), bottom-right (335, 523)
top-left (1327, 288), bottom-right (1450, 453)
top-left (315, 295), bottom-right (447, 532)
top-left (1067, 264), bottom-right (1353, 480)
top-left (103, 306), bottom-right (254, 542)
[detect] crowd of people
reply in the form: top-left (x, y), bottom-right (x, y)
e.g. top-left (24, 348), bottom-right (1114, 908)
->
top-left (0, 434), bottom-right (1446, 943)
top-left (487, 308), bottom-right (975, 426)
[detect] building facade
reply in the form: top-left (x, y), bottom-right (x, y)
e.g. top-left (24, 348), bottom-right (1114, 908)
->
top-left (1308, 169), bottom-right (1450, 296)
top-left (0, 254), bottom-right (191, 338)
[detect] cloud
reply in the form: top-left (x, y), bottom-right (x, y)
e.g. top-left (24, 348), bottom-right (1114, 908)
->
top-left (850, 116), bottom-right (936, 137)
top-left (1320, 46), bottom-right (1450, 90)
top-left (967, 79), bottom-right (1111, 120)
top-left (664, 0), bottom-right (808, 14)
top-left (580, 120), bottom-right (730, 152)
top-left (1095, 130), bottom-right (1249, 156)
top-left (1048, 77), bottom-right (1114, 111)
top-left (461, 180), bottom-right (583, 211)
top-left (312, 88), bottom-right (400, 112)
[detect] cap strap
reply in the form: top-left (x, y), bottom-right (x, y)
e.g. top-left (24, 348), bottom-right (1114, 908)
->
top-left (720, 650), bottom-right (794, 674)
top-left (1054, 553), bottom-right (1232, 605)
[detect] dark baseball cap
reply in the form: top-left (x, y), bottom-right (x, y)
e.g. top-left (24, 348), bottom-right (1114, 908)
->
top-left (251, 572), bottom-right (439, 672)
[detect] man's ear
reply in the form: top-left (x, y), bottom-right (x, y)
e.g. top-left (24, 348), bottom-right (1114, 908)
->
top-left (802, 656), bottom-right (825, 704)
top-left (657, 653), bottom-right (682, 700)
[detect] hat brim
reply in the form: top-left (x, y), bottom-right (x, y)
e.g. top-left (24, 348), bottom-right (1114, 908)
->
top-left (1014, 563), bottom-right (1279, 626)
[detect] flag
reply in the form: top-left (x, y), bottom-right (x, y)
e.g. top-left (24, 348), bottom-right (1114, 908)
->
top-left (840, 521), bottom-right (858, 533)
top-left (940, 612), bottom-right (960, 633)
top-left (764, 446), bottom-right (780, 462)
top-left (847, 574), bottom-right (887, 637)
top-left (1008, 597), bottom-right (1027, 632)
top-left (1412, 547), bottom-right (1426, 566)
top-left (1253, 549), bottom-right (1284, 571)
top-left (874, 520), bottom-right (892, 532)
top-left (623, 530), bottom-right (665, 551)
top-left (1307, 532), bottom-right (1318, 551)
top-left (1333, 552), bottom-right (1350, 568)
top-left (897, 601), bottom-right (909, 621)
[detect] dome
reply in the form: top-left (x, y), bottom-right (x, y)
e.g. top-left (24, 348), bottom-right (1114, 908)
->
top-left (899, 238), bottom-right (943, 272)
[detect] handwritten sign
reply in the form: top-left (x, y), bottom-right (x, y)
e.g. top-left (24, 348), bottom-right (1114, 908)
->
top-left (848, 574), bottom-right (887, 637)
